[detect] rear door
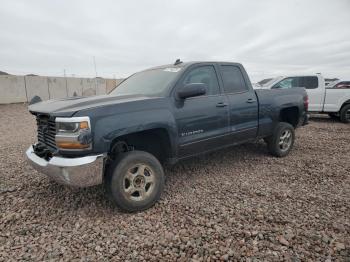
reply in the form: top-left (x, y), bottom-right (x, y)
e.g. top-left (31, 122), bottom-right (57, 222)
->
top-left (218, 64), bottom-right (258, 143)
top-left (300, 76), bottom-right (323, 111)
top-left (173, 64), bottom-right (230, 157)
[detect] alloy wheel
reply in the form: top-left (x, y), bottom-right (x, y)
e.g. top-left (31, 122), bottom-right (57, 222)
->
top-left (279, 130), bottom-right (292, 152)
top-left (122, 164), bottom-right (155, 201)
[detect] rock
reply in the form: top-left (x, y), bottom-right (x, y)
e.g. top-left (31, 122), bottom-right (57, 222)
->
top-left (221, 254), bottom-right (229, 261)
top-left (335, 242), bottom-right (345, 251)
top-left (165, 231), bottom-right (174, 241)
top-left (322, 235), bottom-right (330, 244)
top-left (257, 214), bottom-right (264, 220)
top-left (285, 230), bottom-right (295, 240)
top-left (251, 231), bottom-right (259, 237)
top-left (0, 186), bottom-right (16, 193)
top-left (109, 248), bottom-right (117, 254)
top-left (277, 236), bottom-right (289, 246)
top-left (227, 249), bottom-right (235, 257)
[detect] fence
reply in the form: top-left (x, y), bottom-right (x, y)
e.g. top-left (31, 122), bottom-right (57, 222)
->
top-left (0, 75), bottom-right (123, 104)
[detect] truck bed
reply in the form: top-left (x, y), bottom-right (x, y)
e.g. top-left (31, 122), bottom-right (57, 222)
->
top-left (255, 88), bottom-right (308, 138)
top-left (323, 88), bottom-right (350, 112)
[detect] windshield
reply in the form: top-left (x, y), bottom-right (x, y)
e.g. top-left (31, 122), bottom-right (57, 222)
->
top-left (109, 67), bottom-right (182, 96)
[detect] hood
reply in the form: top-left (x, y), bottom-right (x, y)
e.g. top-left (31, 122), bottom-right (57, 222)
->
top-left (28, 94), bottom-right (154, 117)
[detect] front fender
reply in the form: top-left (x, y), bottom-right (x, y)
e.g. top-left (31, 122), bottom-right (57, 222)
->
top-left (93, 109), bottom-right (178, 157)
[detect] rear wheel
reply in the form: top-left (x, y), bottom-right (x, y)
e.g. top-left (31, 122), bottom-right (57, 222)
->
top-left (339, 104), bottom-right (350, 123)
top-left (266, 122), bottom-right (295, 157)
top-left (105, 150), bottom-right (164, 212)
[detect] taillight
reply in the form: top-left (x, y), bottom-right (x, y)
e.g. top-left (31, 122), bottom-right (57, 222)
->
top-left (304, 95), bottom-right (309, 111)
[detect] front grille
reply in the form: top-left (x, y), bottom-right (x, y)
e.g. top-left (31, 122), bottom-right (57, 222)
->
top-left (36, 115), bottom-right (57, 151)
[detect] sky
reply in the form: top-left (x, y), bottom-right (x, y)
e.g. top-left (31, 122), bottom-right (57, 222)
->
top-left (0, 0), bottom-right (349, 82)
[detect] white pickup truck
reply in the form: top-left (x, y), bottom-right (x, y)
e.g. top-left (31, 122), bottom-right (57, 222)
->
top-left (255, 74), bottom-right (350, 123)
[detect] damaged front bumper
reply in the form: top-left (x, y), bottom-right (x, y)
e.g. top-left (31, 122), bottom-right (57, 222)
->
top-left (26, 145), bottom-right (106, 187)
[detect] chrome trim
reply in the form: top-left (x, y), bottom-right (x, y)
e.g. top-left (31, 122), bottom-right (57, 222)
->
top-left (180, 127), bottom-right (258, 147)
top-left (26, 145), bottom-right (106, 187)
top-left (55, 116), bottom-right (91, 126)
top-left (55, 133), bottom-right (81, 142)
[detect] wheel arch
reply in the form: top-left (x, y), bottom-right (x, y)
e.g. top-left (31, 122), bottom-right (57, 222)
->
top-left (339, 101), bottom-right (350, 123)
top-left (108, 127), bottom-right (174, 163)
top-left (279, 106), bottom-right (300, 128)
top-left (340, 99), bottom-right (350, 109)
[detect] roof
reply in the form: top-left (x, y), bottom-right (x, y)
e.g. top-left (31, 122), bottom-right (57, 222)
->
top-left (145, 61), bottom-right (243, 72)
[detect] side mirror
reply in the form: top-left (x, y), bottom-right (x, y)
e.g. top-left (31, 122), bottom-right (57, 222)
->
top-left (177, 83), bottom-right (207, 99)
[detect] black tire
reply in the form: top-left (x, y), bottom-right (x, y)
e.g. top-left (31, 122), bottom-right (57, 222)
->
top-left (328, 113), bottom-right (339, 119)
top-left (105, 150), bottom-right (164, 212)
top-left (339, 104), bottom-right (350, 123)
top-left (266, 122), bottom-right (295, 157)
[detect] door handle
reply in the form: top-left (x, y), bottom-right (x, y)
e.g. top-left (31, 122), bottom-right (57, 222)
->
top-left (216, 102), bottom-right (228, 107)
top-left (246, 98), bottom-right (256, 103)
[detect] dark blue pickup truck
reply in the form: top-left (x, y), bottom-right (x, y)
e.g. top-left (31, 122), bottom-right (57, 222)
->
top-left (26, 61), bottom-right (308, 211)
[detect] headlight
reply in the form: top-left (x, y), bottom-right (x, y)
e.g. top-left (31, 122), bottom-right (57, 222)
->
top-left (55, 117), bottom-right (92, 150)
top-left (56, 122), bottom-right (80, 133)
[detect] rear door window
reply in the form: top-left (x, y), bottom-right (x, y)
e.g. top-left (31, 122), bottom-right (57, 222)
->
top-left (220, 65), bottom-right (248, 94)
top-left (300, 76), bottom-right (318, 89)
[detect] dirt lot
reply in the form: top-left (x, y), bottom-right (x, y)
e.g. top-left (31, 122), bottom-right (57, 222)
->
top-left (0, 104), bottom-right (349, 261)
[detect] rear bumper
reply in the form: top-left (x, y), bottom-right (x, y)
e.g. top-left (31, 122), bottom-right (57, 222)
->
top-left (26, 145), bottom-right (106, 187)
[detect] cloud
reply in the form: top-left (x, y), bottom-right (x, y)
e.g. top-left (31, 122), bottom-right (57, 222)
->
top-left (0, 0), bottom-right (349, 81)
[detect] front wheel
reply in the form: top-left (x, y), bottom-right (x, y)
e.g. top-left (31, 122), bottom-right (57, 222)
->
top-left (105, 150), bottom-right (165, 212)
top-left (266, 122), bottom-right (295, 157)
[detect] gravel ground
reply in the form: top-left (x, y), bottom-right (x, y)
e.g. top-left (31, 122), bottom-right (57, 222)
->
top-left (0, 103), bottom-right (349, 261)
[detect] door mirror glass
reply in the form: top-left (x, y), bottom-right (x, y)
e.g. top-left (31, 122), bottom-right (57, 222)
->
top-left (177, 83), bottom-right (207, 99)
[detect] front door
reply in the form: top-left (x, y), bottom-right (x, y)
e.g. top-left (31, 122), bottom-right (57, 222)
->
top-left (173, 65), bottom-right (230, 157)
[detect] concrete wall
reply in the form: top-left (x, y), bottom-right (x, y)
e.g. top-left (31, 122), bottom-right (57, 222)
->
top-left (81, 78), bottom-right (107, 96)
top-left (106, 79), bottom-right (116, 94)
top-left (48, 77), bottom-right (67, 99)
top-left (96, 78), bottom-right (107, 96)
top-left (106, 79), bottom-right (123, 94)
top-left (0, 75), bottom-right (124, 104)
top-left (25, 76), bottom-right (50, 101)
top-left (67, 78), bottom-right (84, 97)
top-left (0, 76), bottom-right (27, 103)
